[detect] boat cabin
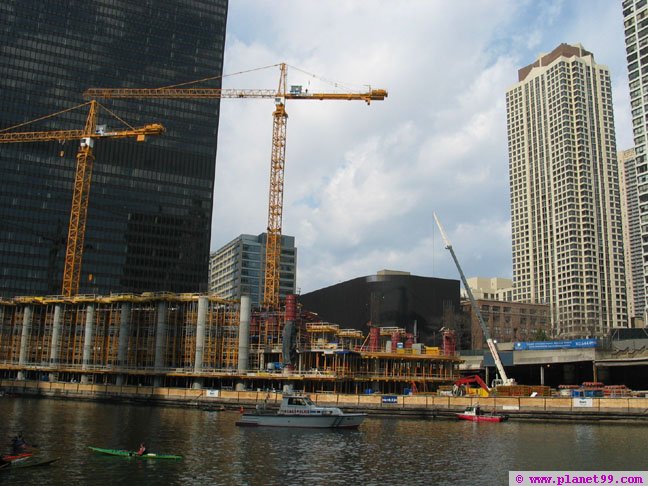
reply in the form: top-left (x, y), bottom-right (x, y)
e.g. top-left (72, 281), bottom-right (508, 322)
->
top-left (464, 405), bottom-right (482, 416)
top-left (279, 393), bottom-right (343, 416)
top-left (285, 395), bottom-right (314, 407)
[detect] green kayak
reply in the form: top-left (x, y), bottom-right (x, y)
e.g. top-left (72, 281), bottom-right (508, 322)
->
top-left (89, 447), bottom-right (182, 460)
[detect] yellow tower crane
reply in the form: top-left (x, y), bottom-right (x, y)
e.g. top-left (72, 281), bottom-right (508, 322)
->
top-left (0, 100), bottom-right (165, 296)
top-left (84, 63), bottom-right (387, 308)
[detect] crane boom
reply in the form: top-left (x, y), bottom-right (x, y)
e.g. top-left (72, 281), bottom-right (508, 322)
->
top-left (433, 213), bottom-right (513, 386)
top-left (85, 63), bottom-right (387, 308)
top-left (0, 100), bottom-right (164, 296)
top-left (0, 125), bottom-right (164, 143)
top-left (83, 88), bottom-right (387, 104)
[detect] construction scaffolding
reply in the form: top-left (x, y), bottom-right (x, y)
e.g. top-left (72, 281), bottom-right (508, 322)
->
top-left (0, 292), bottom-right (462, 393)
top-left (0, 292), bottom-right (240, 386)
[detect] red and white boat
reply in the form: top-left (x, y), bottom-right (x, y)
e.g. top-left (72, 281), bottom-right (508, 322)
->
top-left (456, 405), bottom-right (508, 423)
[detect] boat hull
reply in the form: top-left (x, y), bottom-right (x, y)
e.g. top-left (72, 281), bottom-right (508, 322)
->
top-left (236, 412), bottom-right (366, 429)
top-left (1, 453), bottom-right (33, 463)
top-left (9, 457), bottom-right (60, 469)
top-left (456, 413), bottom-right (508, 423)
top-left (89, 447), bottom-right (182, 459)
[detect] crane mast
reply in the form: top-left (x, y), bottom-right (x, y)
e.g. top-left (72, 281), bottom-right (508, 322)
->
top-left (264, 64), bottom-right (288, 308)
top-left (433, 213), bottom-right (514, 386)
top-left (61, 100), bottom-right (98, 297)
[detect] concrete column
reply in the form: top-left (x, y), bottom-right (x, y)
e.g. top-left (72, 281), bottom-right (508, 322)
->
top-left (192, 296), bottom-right (208, 389)
top-left (153, 301), bottom-right (167, 387)
top-left (48, 304), bottom-right (63, 382)
top-left (116, 302), bottom-right (131, 386)
top-left (238, 295), bottom-right (251, 372)
top-left (540, 365), bottom-right (545, 386)
top-left (17, 306), bottom-right (33, 380)
top-left (80, 304), bottom-right (95, 384)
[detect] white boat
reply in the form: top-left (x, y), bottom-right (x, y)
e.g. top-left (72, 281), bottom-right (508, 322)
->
top-left (235, 393), bottom-right (366, 429)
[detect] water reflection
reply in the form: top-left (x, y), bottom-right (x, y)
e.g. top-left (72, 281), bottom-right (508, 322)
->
top-left (1, 397), bottom-right (646, 485)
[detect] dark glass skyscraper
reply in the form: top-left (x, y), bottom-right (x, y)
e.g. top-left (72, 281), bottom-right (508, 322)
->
top-left (0, 0), bottom-right (228, 297)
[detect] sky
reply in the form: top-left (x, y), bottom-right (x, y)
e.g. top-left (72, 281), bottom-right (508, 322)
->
top-left (211, 0), bottom-right (632, 294)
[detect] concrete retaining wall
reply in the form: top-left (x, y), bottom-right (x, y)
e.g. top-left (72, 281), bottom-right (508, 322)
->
top-left (2, 380), bottom-right (648, 420)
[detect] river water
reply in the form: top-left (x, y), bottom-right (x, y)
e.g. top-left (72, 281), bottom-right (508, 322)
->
top-left (1, 397), bottom-right (646, 485)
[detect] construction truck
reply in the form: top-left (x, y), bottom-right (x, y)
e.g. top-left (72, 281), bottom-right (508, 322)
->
top-left (434, 213), bottom-right (516, 389)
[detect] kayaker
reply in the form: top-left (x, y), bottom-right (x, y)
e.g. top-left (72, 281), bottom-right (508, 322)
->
top-left (137, 443), bottom-right (147, 456)
top-left (11, 433), bottom-right (27, 454)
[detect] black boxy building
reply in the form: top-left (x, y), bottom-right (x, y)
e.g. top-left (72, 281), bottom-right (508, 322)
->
top-left (299, 271), bottom-right (461, 347)
top-left (0, 0), bottom-right (228, 296)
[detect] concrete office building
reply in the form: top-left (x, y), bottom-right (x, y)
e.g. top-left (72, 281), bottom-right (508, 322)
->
top-left (209, 233), bottom-right (297, 307)
top-left (461, 299), bottom-right (551, 350)
top-left (506, 43), bottom-right (628, 338)
top-left (0, 1), bottom-right (228, 297)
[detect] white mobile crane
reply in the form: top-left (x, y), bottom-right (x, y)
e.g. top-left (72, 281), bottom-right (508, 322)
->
top-left (433, 213), bottom-right (516, 388)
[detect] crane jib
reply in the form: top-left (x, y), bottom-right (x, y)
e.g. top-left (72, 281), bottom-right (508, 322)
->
top-left (83, 64), bottom-right (387, 309)
top-left (83, 89), bottom-right (388, 102)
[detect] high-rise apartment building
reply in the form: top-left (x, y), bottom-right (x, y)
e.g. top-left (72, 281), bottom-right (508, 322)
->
top-left (0, 1), bottom-right (228, 297)
top-left (623, 0), bottom-right (648, 324)
top-left (506, 43), bottom-right (628, 338)
top-left (209, 234), bottom-right (297, 307)
top-left (618, 148), bottom-right (644, 324)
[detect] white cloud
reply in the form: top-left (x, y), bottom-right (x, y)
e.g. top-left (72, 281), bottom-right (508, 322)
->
top-left (212, 1), bottom-right (634, 294)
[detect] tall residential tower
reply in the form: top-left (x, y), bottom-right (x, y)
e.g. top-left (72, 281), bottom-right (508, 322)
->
top-left (0, 1), bottom-right (228, 297)
top-left (623, 0), bottom-right (648, 324)
top-left (618, 148), bottom-right (643, 325)
top-left (506, 43), bottom-right (627, 338)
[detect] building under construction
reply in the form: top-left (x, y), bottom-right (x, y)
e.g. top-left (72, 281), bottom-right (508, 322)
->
top-left (0, 293), bottom-right (461, 394)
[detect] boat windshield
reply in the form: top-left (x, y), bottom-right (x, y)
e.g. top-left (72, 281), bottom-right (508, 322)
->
top-left (286, 396), bottom-right (315, 406)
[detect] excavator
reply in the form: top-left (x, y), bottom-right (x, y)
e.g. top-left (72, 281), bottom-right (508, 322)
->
top-left (452, 375), bottom-right (491, 397)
